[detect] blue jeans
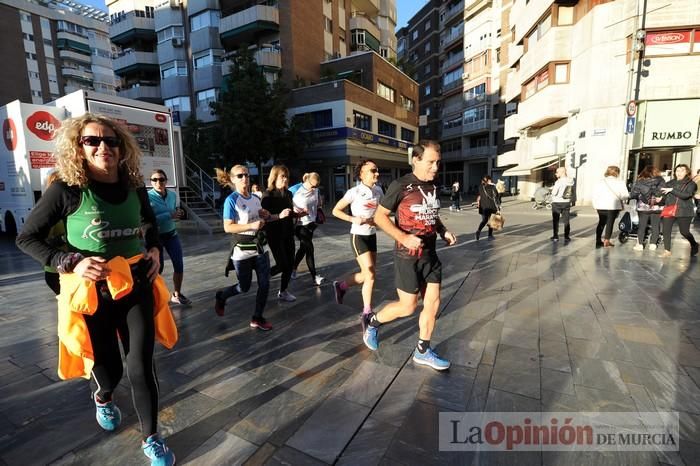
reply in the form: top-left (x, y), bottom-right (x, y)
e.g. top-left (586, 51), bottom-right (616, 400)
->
top-left (221, 252), bottom-right (270, 319)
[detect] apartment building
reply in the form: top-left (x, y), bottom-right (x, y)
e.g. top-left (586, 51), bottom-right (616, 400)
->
top-left (0, 0), bottom-right (117, 106)
top-left (500, 0), bottom-right (700, 203)
top-left (287, 51), bottom-right (419, 203)
top-left (397, 1), bottom-right (441, 141)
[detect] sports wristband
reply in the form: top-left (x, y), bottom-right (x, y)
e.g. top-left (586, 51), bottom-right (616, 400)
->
top-left (56, 252), bottom-right (84, 274)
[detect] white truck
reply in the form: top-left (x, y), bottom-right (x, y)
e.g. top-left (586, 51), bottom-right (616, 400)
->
top-left (0, 90), bottom-right (183, 235)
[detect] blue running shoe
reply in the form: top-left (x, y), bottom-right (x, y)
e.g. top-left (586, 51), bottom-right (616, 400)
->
top-left (142, 434), bottom-right (176, 466)
top-left (94, 395), bottom-right (121, 431)
top-left (363, 326), bottom-right (379, 351)
top-left (412, 348), bottom-right (450, 371)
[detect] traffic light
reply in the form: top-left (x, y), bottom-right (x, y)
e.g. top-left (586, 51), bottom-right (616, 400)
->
top-left (580, 153), bottom-right (587, 166)
top-left (570, 154), bottom-right (576, 167)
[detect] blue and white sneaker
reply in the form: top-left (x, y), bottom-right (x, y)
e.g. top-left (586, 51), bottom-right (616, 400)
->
top-left (142, 434), bottom-right (176, 466)
top-left (94, 395), bottom-right (122, 431)
top-left (412, 348), bottom-right (451, 371)
top-left (363, 326), bottom-right (379, 351)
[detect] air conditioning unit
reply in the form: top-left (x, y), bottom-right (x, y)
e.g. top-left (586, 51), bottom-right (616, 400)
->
top-left (462, 72), bottom-right (469, 80)
top-left (171, 38), bottom-right (183, 47)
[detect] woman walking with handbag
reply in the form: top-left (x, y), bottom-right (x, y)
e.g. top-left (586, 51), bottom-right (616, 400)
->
top-left (629, 166), bottom-right (665, 251)
top-left (475, 175), bottom-right (500, 241)
top-left (592, 166), bottom-right (629, 248)
top-left (658, 164), bottom-right (698, 258)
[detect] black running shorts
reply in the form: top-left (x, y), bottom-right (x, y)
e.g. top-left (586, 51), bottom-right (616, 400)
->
top-left (351, 234), bottom-right (377, 257)
top-left (394, 252), bottom-right (442, 294)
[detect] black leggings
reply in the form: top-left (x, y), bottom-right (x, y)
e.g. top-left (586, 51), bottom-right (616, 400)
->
top-left (596, 209), bottom-right (620, 242)
top-left (662, 216), bottom-right (697, 251)
top-left (294, 223), bottom-right (318, 277)
top-left (637, 211), bottom-right (661, 245)
top-left (83, 265), bottom-right (158, 436)
top-left (268, 233), bottom-right (295, 292)
top-left (477, 209), bottom-right (496, 236)
top-left (551, 203), bottom-right (571, 238)
top-left (45, 271), bottom-right (60, 295)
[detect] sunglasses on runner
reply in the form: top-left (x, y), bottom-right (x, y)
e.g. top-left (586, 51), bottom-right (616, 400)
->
top-left (234, 173), bottom-right (249, 179)
top-left (151, 177), bottom-right (167, 182)
top-left (80, 136), bottom-right (121, 148)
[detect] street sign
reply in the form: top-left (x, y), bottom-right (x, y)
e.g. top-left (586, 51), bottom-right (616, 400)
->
top-left (625, 116), bottom-right (636, 134)
top-left (626, 101), bottom-right (637, 117)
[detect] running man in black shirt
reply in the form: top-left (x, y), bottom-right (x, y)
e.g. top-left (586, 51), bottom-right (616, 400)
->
top-left (364, 141), bottom-right (457, 370)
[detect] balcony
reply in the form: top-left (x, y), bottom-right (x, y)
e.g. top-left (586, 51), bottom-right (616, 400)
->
top-left (441, 149), bottom-right (463, 162)
top-left (507, 42), bottom-right (523, 68)
top-left (117, 84), bottom-right (162, 101)
top-left (503, 70), bottom-right (521, 102)
top-left (442, 78), bottom-right (463, 94)
top-left (61, 67), bottom-right (92, 81)
top-left (513, 0), bottom-right (556, 45)
top-left (441, 52), bottom-right (464, 72)
top-left (465, 0), bottom-right (492, 13)
top-left (462, 119), bottom-right (491, 135)
top-left (190, 26), bottom-right (223, 53)
top-left (110, 14), bottom-right (156, 45)
top-left (113, 51), bottom-right (159, 75)
top-left (58, 49), bottom-right (91, 65)
top-left (193, 65), bottom-right (223, 92)
top-left (504, 113), bottom-right (520, 139)
top-left (516, 83), bottom-right (569, 129)
top-left (441, 102), bottom-right (464, 118)
top-left (519, 26), bottom-right (571, 83)
top-left (465, 145), bottom-right (496, 158)
top-left (351, 0), bottom-right (379, 15)
top-left (442, 124), bottom-right (463, 139)
top-left (219, 4), bottom-right (279, 47)
top-left (161, 75), bottom-right (190, 99)
top-left (440, 28), bottom-right (464, 49)
top-left (195, 104), bottom-right (218, 123)
top-left (254, 49), bottom-right (281, 69)
top-left (153, 7), bottom-right (182, 32)
top-left (464, 93), bottom-right (489, 108)
top-left (187, 0), bottom-right (219, 17)
top-left (349, 13), bottom-right (380, 42)
top-left (441, 1), bottom-right (464, 25)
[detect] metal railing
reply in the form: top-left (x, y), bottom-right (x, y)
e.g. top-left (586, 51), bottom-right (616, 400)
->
top-left (184, 155), bottom-right (217, 210)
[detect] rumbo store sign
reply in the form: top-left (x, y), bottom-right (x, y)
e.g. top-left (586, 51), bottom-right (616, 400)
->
top-left (633, 99), bottom-right (700, 148)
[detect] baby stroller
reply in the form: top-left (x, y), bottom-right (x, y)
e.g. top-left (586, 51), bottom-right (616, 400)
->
top-left (617, 200), bottom-right (663, 245)
top-left (532, 187), bottom-right (552, 210)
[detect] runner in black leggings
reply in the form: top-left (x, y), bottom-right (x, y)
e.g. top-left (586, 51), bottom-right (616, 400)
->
top-left (16, 114), bottom-right (176, 466)
top-left (292, 172), bottom-right (326, 285)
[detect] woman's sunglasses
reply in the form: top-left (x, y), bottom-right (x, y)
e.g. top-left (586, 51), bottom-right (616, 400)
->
top-left (151, 177), bottom-right (166, 183)
top-left (80, 136), bottom-right (121, 148)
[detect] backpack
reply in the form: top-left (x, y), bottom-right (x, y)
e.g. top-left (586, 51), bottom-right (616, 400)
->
top-left (288, 182), bottom-right (303, 196)
top-left (562, 185), bottom-right (573, 200)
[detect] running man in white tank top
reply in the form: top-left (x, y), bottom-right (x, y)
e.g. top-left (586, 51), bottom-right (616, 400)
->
top-left (332, 160), bottom-right (383, 321)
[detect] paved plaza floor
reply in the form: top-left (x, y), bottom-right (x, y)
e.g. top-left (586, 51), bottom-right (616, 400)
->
top-left (1, 199), bottom-right (700, 466)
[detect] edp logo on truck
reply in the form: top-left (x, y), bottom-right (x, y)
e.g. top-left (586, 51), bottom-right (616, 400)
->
top-left (26, 111), bottom-right (61, 141)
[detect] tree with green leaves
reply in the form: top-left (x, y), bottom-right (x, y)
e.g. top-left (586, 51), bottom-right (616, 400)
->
top-left (211, 46), bottom-right (308, 178)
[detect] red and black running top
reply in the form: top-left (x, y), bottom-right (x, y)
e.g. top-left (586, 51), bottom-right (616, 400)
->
top-left (380, 173), bottom-right (445, 257)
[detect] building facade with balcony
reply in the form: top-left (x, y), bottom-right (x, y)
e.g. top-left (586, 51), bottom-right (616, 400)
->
top-left (287, 51), bottom-right (418, 204)
top-left (0, 0), bottom-right (117, 106)
top-left (500, 0), bottom-right (700, 204)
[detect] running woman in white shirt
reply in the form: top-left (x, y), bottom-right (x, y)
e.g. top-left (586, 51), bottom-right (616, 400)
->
top-left (332, 160), bottom-right (383, 319)
top-left (292, 172), bottom-right (325, 285)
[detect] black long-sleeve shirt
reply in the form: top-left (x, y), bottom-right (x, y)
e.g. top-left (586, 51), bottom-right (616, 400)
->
top-left (16, 179), bottom-right (159, 269)
top-left (261, 188), bottom-right (295, 238)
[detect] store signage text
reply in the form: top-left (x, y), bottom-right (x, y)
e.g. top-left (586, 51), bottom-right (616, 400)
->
top-left (651, 131), bottom-right (693, 141)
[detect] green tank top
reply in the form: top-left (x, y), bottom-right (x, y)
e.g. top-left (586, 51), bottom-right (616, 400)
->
top-left (66, 188), bottom-right (143, 259)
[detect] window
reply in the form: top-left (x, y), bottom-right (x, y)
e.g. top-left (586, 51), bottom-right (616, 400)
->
top-left (157, 26), bottom-right (184, 43)
top-left (425, 107), bottom-right (431, 116)
top-left (554, 63), bottom-right (569, 83)
top-left (40, 17), bottom-right (50, 29)
top-left (425, 84), bottom-right (431, 95)
top-left (160, 60), bottom-right (187, 79)
top-left (401, 127), bottom-right (415, 143)
top-left (196, 88), bottom-right (217, 106)
top-left (527, 14), bottom-right (551, 48)
top-left (294, 110), bottom-right (333, 129)
top-left (380, 47), bottom-right (388, 58)
top-left (443, 116), bottom-right (461, 130)
top-left (43, 38), bottom-right (53, 46)
top-left (145, 6), bottom-right (154, 18)
top-left (400, 95), bottom-right (415, 112)
top-left (31, 90), bottom-right (42, 97)
top-left (57, 21), bottom-right (87, 37)
top-left (25, 52), bottom-right (37, 60)
top-left (463, 106), bottom-right (489, 123)
top-left (412, 30), bottom-right (418, 40)
top-left (164, 96), bottom-right (191, 112)
top-left (496, 47), bottom-right (501, 63)
top-left (557, 6), bottom-right (574, 25)
top-left (425, 42), bottom-right (431, 53)
top-left (193, 50), bottom-right (222, 69)
top-left (28, 71), bottom-right (40, 79)
top-left (190, 10), bottom-right (220, 31)
top-left (22, 33), bottom-right (34, 41)
top-left (377, 81), bottom-right (395, 102)
top-left (20, 12), bottom-right (31, 22)
top-left (424, 63), bottom-right (431, 74)
top-left (353, 110), bottom-right (371, 131)
top-left (378, 119), bottom-right (396, 138)
top-left (424, 21), bottom-right (430, 31)
top-left (464, 83), bottom-right (486, 102)
top-left (324, 16), bottom-right (332, 32)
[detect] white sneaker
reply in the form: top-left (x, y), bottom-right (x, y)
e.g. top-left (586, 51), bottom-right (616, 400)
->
top-left (314, 275), bottom-right (326, 286)
top-left (278, 290), bottom-right (297, 302)
top-left (649, 244), bottom-right (657, 251)
top-left (633, 244), bottom-right (644, 251)
top-left (291, 270), bottom-right (297, 280)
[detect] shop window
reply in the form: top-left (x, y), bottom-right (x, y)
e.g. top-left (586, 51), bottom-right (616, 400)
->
top-left (353, 110), bottom-right (372, 131)
top-left (378, 119), bottom-right (396, 138)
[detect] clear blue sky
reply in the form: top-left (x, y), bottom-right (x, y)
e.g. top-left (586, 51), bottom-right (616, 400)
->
top-left (396, 0), bottom-right (428, 29)
top-left (78, 0), bottom-right (426, 30)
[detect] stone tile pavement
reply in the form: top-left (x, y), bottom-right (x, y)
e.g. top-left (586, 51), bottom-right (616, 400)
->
top-left (1, 199), bottom-right (700, 465)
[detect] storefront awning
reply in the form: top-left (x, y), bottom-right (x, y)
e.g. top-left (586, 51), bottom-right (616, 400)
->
top-left (502, 155), bottom-right (560, 176)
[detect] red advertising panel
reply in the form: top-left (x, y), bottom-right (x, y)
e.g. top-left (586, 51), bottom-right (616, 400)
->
top-left (645, 30), bottom-right (692, 55)
top-left (29, 151), bottom-right (55, 169)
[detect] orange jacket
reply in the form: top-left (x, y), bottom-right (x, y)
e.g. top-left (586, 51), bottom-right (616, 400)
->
top-left (56, 255), bottom-right (178, 380)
